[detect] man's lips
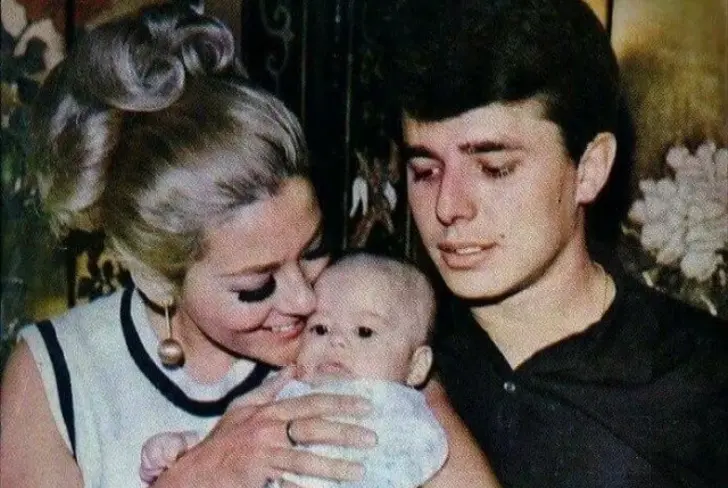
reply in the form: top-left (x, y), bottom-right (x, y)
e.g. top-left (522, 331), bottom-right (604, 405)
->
top-left (437, 241), bottom-right (496, 268)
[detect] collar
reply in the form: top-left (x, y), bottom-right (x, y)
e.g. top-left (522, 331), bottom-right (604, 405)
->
top-left (437, 272), bottom-right (659, 385)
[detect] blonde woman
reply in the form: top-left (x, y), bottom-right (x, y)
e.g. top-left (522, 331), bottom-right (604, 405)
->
top-left (0, 3), bottom-right (495, 488)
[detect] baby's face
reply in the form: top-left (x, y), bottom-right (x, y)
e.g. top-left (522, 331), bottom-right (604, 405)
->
top-left (296, 266), bottom-right (418, 384)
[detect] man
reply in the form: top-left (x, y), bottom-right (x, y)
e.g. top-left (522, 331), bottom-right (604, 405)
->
top-left (378, 0), bottom-right (728, 486)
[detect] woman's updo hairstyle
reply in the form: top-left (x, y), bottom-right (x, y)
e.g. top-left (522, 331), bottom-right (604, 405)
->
top-left (31, 1), bottom-right (309, 302)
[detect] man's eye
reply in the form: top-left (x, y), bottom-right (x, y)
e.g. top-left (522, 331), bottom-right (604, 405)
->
top-left (480, 162), bottom-right (516, 179)
top-left (357, 326), bottom-right (374, 338)
top-left (408, 162), bottom-right (440, 183)
top-left (310, 324), bottom-right (329, 335)
top-left (237, 277), bottom-right (275, 303)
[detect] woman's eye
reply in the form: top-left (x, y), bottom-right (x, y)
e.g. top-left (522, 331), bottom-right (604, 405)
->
top-left (357, 326), bottom-right (374, 338)
top-left (310, 324), bottom-right (329, 335)
top-left (236, 277), bottom-right (276, 303)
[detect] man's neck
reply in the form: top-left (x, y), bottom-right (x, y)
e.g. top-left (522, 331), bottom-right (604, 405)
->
top-left (470, 238), bottom-right (614, 369)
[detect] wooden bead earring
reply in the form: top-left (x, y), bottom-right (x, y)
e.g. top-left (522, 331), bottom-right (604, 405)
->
top-left (157, 299), bottom-right (184, 368)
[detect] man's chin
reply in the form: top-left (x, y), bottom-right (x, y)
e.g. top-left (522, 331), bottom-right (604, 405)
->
top-left (442, 275), bottom-right (519, 306)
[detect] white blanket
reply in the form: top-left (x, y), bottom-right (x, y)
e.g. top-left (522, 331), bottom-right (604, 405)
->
top-left (273, 379), bottom-right (448, 488)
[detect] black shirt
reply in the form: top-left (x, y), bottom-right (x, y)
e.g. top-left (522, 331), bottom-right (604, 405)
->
top-left (434, 274), bottom-right (728, 488)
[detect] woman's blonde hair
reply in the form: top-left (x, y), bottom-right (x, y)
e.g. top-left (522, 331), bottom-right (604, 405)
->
top-left (30, 3), bottom-right (309, 301)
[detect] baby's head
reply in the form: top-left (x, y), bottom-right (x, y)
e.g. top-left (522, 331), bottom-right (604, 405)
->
top-left (296, 253), bottom-right (435, 387)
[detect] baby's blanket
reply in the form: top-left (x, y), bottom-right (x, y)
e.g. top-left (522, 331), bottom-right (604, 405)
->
top-left (274, 379), bottom-right (448, 488)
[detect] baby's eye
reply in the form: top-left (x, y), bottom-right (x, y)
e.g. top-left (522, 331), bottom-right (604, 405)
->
top-left (310, 324), bottom-right (329, 336)
top-left (357, 326), bottom-right (374, 338)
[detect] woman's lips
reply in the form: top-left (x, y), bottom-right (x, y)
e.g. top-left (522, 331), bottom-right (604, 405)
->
top-left (264, 320), bottom-right (306, 340)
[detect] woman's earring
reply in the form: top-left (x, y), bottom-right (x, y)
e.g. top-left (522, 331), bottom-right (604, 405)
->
top-left (157, 299), bottom-right (185, 368)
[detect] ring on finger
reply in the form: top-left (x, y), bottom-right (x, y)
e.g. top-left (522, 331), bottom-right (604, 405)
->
top-left (285, 419), bottom-right (298, 447)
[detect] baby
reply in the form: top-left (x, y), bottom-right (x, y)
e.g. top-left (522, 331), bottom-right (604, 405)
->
top-left (140, 253), bottom-right (447, 487)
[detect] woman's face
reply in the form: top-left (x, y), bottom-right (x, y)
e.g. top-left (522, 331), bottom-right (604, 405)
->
top-left (178, 177), bottom-right (329, 366)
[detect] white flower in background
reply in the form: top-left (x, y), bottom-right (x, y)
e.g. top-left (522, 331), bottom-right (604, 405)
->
top-left (1, 0), bottom-right (64, 75)
top-left (1, 0), bottom-right (27, 37)
top-left (17, 19), bottom-right (65, 71)
top-left (629, 141), bottom-right (728, 281)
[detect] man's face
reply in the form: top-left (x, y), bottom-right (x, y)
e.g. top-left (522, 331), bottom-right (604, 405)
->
top-left (403, 100), bottom-right (585, 301)
top-left (296, 267), bottom-right (418, 384)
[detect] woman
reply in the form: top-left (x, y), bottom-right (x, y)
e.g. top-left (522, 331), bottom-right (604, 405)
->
top-left (0, 3), bottom-right (495, 488)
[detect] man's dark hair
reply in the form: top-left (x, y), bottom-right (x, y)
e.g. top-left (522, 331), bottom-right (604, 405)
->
top-left (377, 0), bottom-right (635, 248)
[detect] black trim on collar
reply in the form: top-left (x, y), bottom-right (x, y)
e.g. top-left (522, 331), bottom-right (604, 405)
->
top-left (120, 287), bottom-right (273, 416)
top-left (37, 320), bottom-right (77, 459)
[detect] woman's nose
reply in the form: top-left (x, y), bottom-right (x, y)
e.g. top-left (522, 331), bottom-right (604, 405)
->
top-left (276, 263), bottom-right (317, 316)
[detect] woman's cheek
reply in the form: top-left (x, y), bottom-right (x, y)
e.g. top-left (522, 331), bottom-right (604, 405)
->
top-left (227, 303), bottom-right (271, 332)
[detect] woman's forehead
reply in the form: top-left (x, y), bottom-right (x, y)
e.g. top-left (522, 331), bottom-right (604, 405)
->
top-left (200, 178), bottom-right (321, 274)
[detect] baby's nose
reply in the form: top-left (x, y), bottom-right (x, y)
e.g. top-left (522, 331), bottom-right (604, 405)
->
top-left (329, 331), bottom-right (348, 347)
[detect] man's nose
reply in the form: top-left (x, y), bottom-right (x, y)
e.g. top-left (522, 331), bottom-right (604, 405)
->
top-left (436, 166), bottom-right (477, 226)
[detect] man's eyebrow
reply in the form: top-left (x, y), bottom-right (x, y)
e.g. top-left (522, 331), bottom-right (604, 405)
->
top-left (458, 140), bottom-right (516, 153)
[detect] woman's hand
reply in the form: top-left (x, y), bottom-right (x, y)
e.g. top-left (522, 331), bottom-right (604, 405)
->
top-left (152, 367), bottom-right (376, 488)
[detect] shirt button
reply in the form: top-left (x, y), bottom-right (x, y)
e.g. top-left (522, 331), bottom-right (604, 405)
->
top-left (503, 381), bottom-right (517, 393)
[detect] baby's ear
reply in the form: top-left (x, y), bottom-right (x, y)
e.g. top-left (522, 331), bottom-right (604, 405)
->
top-left (405, 345), bottom-right (433, 388)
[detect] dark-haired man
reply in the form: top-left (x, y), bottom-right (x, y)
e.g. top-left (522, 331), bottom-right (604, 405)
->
top-left (379, 0), bottom-right (728, 486)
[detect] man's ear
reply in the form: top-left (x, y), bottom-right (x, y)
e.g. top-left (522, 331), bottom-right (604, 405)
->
top-left (405, 345), bottom-right (433, 387)
top-left (575, 132), bottom-right (617, 204)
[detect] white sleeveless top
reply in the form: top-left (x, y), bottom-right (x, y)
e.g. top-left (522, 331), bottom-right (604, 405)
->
top-left (20, 287), bottom-right (274, 488)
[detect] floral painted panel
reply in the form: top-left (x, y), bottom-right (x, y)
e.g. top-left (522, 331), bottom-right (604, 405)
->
top-left (0, 0), bottom-right (124, 370)
top-left (1, 0), bottom-right (68, 369)
top-left (583, 0), bottom-right (611, 27)
top-left (613, 0), bottom-right (727, 318)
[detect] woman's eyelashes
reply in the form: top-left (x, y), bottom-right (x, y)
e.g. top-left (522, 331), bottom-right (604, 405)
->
top-left (236, 276), bottom-right (276, 303)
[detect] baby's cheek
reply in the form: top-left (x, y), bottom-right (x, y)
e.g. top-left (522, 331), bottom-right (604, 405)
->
top-left (292, 352), bottom-right (315, 380)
